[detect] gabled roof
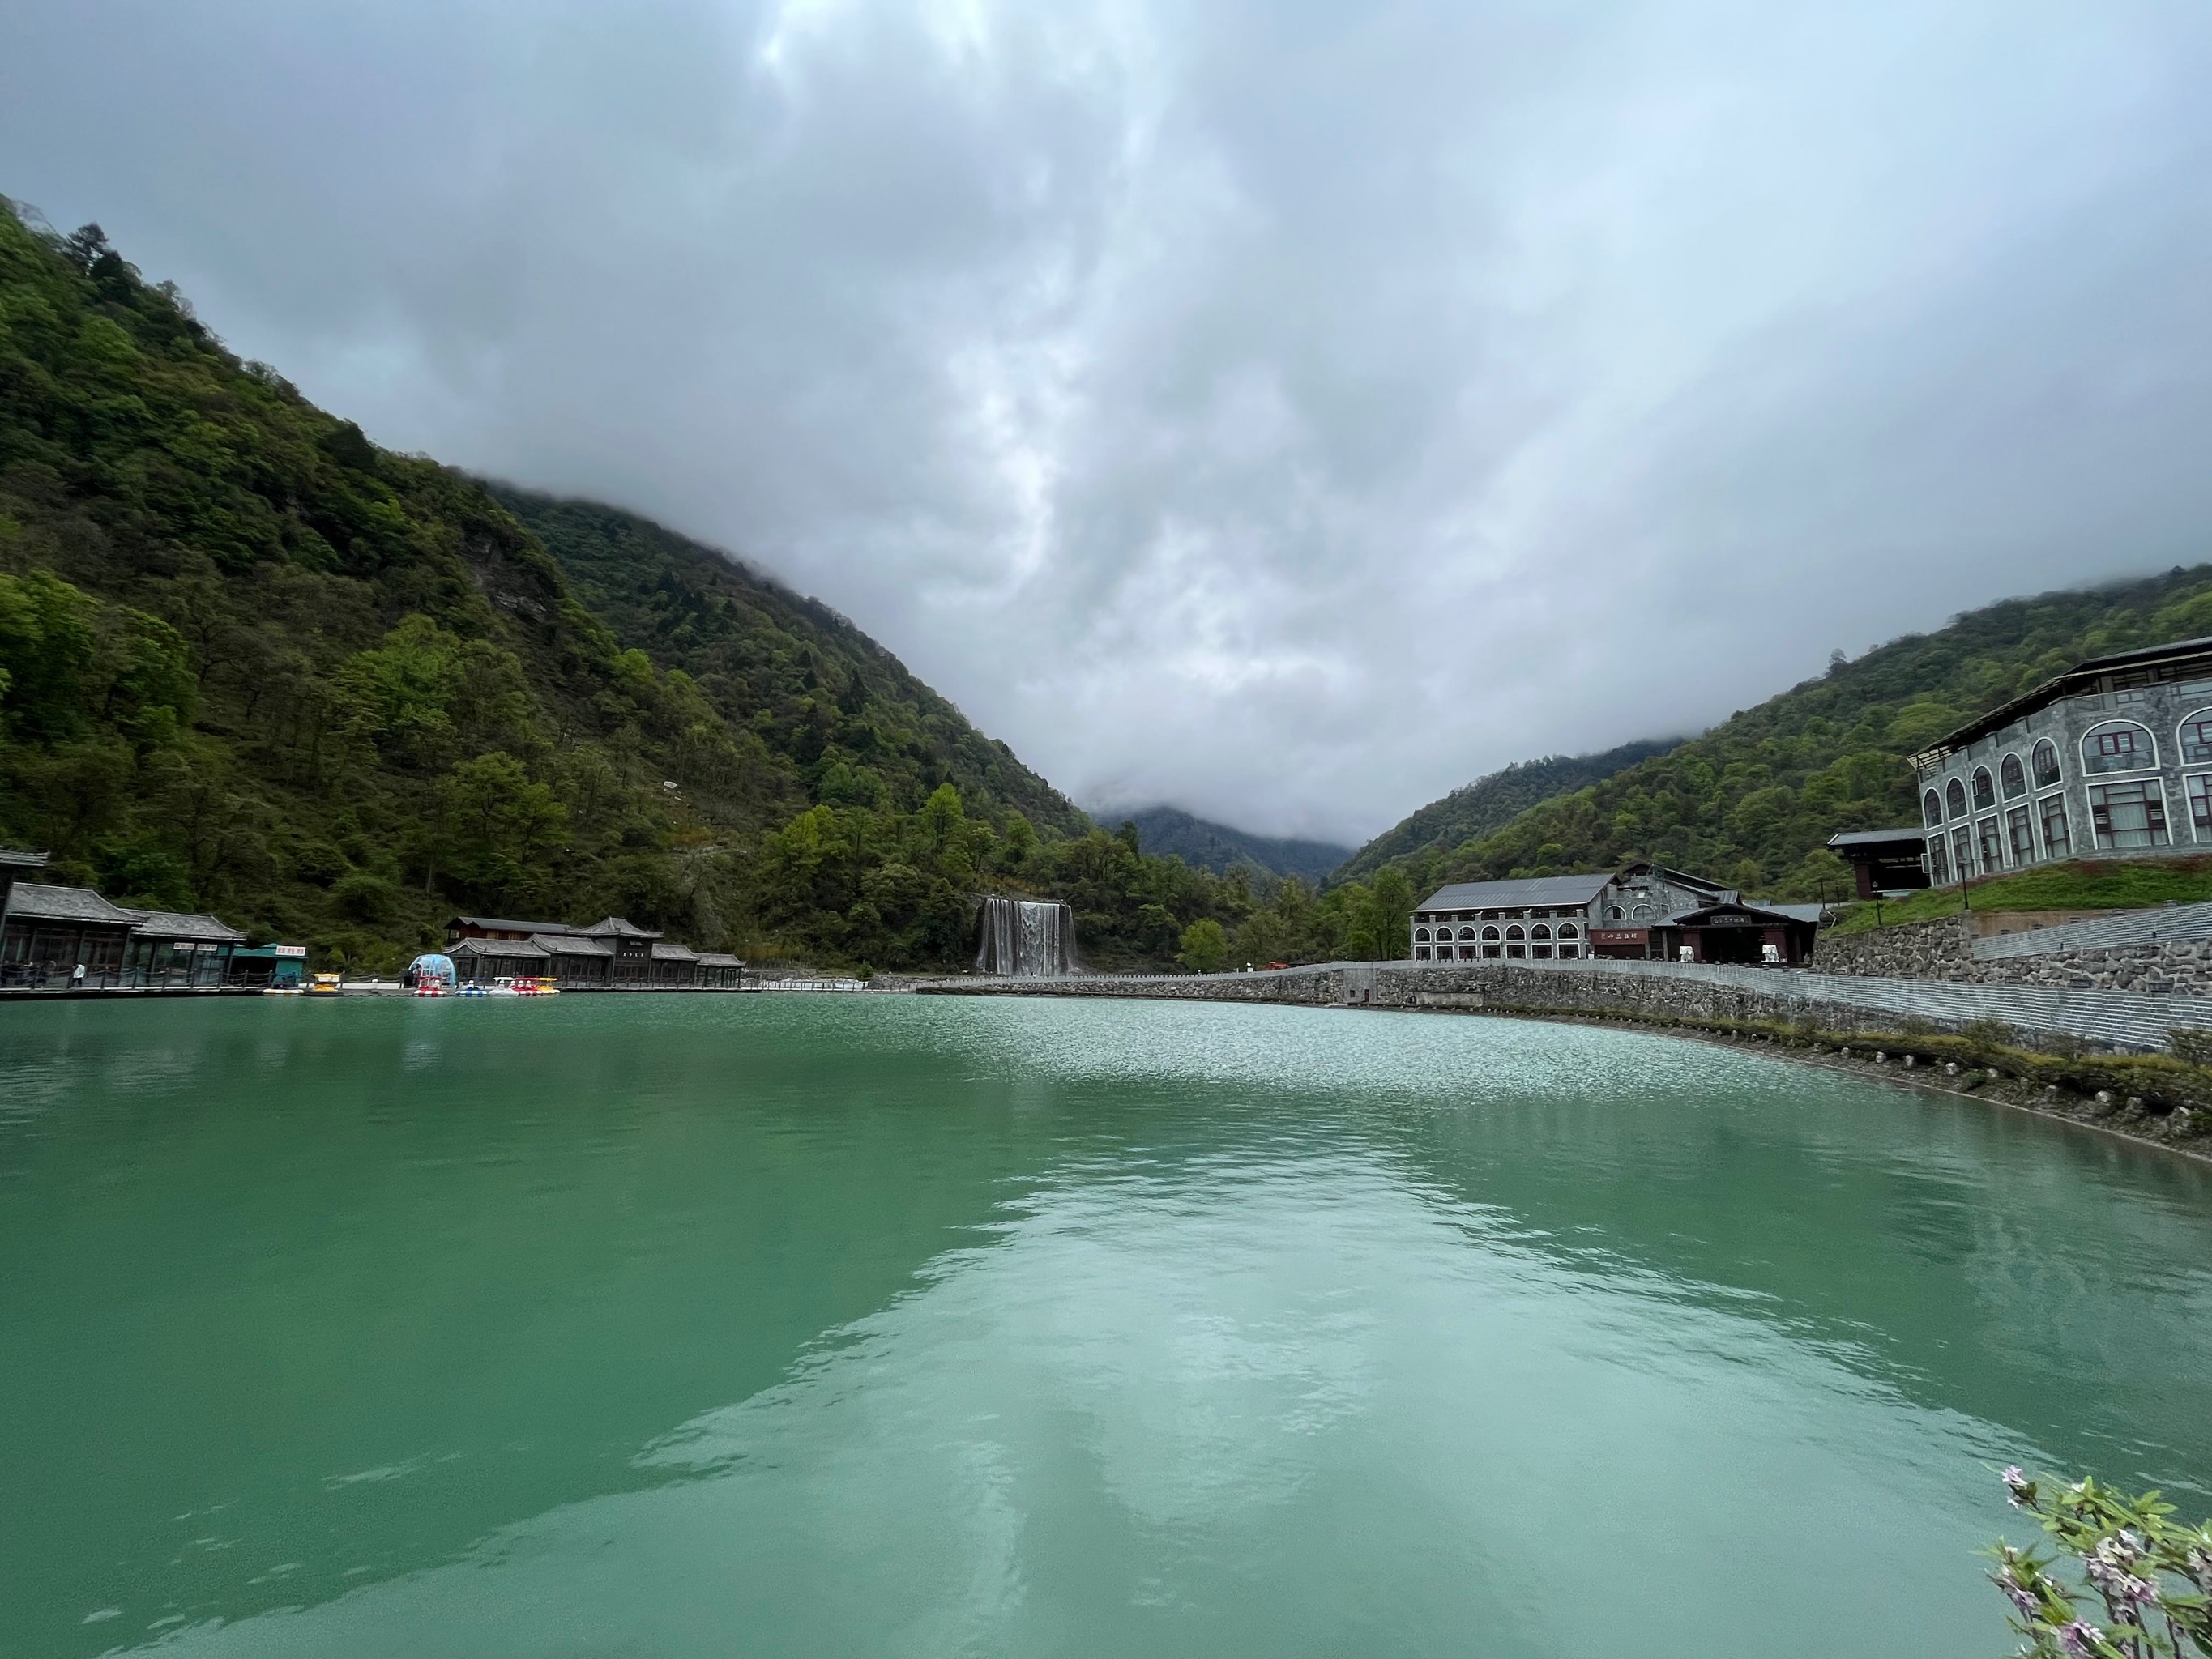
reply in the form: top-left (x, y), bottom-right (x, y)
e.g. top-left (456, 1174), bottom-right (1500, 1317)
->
top-left (451, 915), bottom-right (571, 935)
top-left (532, 932), bottom-right (613, 957)
top-left (1416, 873), bottom-right (1614, 912)
top-left (696, 953), bottom-right (745, 968)
top-left (126, 910), bottom-right (247, 944)
top-left (577, 916), bottom-right (662, 940)
top-left (650, 941), bottom-right (700, 962)
top-left (1666, 897), bottom-right (1824, 928)
top-left (2, 883), bottom-right (141, 926)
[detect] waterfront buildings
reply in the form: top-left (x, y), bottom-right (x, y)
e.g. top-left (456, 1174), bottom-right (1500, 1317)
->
top-left (1411, 863), bottom-right (1823, 966)
top-left (0, 884), bottom-right (246, 988)
top-left (444, 915), bottom-right (742, 988)
top-left (1911, 635), bottom-right (2212, 885)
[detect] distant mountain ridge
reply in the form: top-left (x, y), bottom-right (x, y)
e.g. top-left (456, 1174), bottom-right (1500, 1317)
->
top-left (1335, 738), bottom-right (1680, 885)
top-left (1109, 806), bottom-right (1353, 883)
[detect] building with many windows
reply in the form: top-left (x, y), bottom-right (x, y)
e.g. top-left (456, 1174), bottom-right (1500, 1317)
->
top-left (1411, 864), bottom-right (1823, 966)
top-left (1911, 636), bottom-right (2212, 884)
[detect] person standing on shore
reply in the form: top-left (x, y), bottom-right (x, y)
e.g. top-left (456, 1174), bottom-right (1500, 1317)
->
top-left (70, 962), bottom-right (85, 988)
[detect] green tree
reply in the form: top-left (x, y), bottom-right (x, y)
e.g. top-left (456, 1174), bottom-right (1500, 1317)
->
top-left (1178, 917), bottom-right (1231, 973)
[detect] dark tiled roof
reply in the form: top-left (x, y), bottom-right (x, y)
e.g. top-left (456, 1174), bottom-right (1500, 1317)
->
top-left (650, 941), bottom-right (700, 961)
top-left (1, 846), bottom-right (49, 872)
top-left (696, 953), bottom-right (745, 968)
top-left (579, 915), bottom-right (662, 939)
top-left (3, 883), bottom-right (142, 926)
top-left (1913, 635), bottom-right (2212, 765)
top-left (126, 910), bottom-right (247, 944)
top-left (1417, 873), bottom-right (1613, 912)
top-left (532, 932), bottom-right (613, 957)
top-left (452, 936), bottom-right (551, 961)
top-left (451, 915), bottom-right (571, 935)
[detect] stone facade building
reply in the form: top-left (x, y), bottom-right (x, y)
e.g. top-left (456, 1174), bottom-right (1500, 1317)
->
top-left (1411, 863), bottom-right (1822, 966)
top-left (1912, 635), bottom-right (2212, 884)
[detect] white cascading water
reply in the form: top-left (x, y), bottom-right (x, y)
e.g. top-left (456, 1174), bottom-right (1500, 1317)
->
top-left (974, 897), bottom-right (1077, 977)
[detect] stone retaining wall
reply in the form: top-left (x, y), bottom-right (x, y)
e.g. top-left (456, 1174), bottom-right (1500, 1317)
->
top-left (1809, 918), bottom-right (1975, 979)
top-left (1813, 916), bottom-right (2212, 996)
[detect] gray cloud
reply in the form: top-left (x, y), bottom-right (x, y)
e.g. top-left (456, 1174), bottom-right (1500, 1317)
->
top-left (6, 0), bottom-right (2211, 842)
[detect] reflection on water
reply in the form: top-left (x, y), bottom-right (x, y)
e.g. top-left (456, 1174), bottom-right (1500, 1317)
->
top-left (1, 996), bottom-right (2208, 1657)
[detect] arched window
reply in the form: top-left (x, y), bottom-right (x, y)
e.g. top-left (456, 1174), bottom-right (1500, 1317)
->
top-left (1923, 789), bottom-right (1943, 828)
top-left (2001, 754), bottom-right (2026, 800)
top-left (2181, 710), bottom-right (2212, 766)
top-left (1607, 906), bottom-right (1624, 920)
top-left (1972, 768), bottom-right (1996, 810)
top-left (1481, 926), bottom-right (1500, 941)
top-left (1946, 778), bottom-right (1969, 819)
top-left (1531, 924), bottom-right (1552, 940)
top-left (1557, 923), bottom-right (1580, 939)
top-left (2083, 720), bottom-right (2155, 774)
top-left (1631, 904), bottom-right (1652, 919)
top-left (1458, 926), bottom-right (1479, 940)
top-left (2032, 740), bottom-right (2061, 788)
top-left (1413, 928), bottom-right (1430, 942)
top-left (1505, 925), bottom-right (1526, 941)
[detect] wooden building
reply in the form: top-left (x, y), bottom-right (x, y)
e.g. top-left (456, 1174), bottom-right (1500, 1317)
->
top-left (1, 846), bottom-right (49, 923)
top-left (2, 884), bottom-right (148, 987)
top-left (124, 911), bottom-right (246, 987)
top-left (1825, 830), bottom-right (1933, 899)
top-left (449, 936), bottom-right (553, 984)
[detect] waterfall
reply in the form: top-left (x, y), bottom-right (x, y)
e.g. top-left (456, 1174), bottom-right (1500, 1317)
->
top-left (974, 897), bottom-right (1078, 977)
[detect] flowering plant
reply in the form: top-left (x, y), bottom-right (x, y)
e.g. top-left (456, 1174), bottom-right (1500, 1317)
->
top-left (1989, 1469), bottom-right (2212, 1657)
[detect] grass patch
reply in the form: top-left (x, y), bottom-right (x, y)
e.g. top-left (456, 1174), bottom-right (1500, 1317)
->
top-left (1826, 857), bottom-right (2212, 935)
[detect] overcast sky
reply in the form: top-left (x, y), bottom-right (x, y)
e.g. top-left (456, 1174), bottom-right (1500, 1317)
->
top-left (6, 1), bottom-right (2212, 843)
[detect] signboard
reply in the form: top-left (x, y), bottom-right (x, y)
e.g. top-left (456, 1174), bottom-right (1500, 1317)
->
top-left (275, 944), bottom-right (308, 957)
top-left (1591, 928), bottom-right (1648, 945)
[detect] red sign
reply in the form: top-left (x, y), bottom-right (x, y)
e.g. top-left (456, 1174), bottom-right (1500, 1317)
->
top-left (1591, 928), bottom-right (1648, 944)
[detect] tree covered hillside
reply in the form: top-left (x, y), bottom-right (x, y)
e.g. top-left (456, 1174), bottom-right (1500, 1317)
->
top-left (493, 488), bottom-right (1091, 839)
top-left (0, 198), bottom-right (1399, 973)
top-left (1413, 569), bottom-right (2212, 900)
top-left (1336, 737), bottom-right (1677, 886)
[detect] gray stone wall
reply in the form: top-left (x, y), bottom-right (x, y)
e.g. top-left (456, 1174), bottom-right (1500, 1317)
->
top-left (1813, 918), bottom-right (1976, 979)
top-left (1813, 914), bottom-right (2212, 996)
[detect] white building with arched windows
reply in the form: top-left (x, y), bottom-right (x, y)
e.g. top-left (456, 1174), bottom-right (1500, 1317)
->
top-left (1911, 636), bottom-right (2212, 883)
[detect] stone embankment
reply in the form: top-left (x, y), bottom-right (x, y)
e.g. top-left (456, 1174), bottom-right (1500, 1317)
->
top-left (1815, 899), bottom-right (2212, 996)
top-left (919, 957), bottom-right (2212, 1056)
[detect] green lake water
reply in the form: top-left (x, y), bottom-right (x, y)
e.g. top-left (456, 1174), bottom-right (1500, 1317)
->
top-left (3, 996), bottom-right (2210, 1657)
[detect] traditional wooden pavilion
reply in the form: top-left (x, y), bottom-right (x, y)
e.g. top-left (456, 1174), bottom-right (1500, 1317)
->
top-left (2, 884), bottom-right (146, 987)
top-left (124, 911), bottom-right (246, 987)
top-left (450, 936), bottom-right (554, 984)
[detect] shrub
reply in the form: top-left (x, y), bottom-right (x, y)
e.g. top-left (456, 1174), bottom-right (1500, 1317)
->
top-left (1988, 1467), bottom-right (2212, 1656)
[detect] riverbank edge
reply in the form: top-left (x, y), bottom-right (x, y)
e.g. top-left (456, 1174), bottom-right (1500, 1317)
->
top-left (920, 970), bottom-right (2212, 1166)
top-left (1409, 1001), bottom-right (2212, 1169)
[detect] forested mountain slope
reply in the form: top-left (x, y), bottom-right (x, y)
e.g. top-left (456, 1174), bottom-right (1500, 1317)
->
top-left (1335, 738), bottom-right (1676, 887)
top-left (1407, 568), bottom-right (2212, 899)
top-left (493, 488), bottom-right (1090, 839)
top-left (1112, 806), bottom-right (1352, 882)
top-left (0, 198), bottom-right (1355, 974)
